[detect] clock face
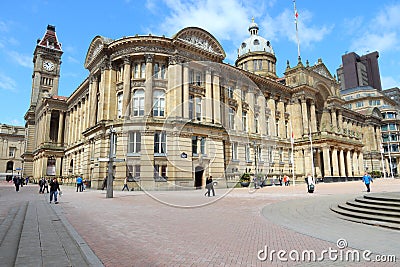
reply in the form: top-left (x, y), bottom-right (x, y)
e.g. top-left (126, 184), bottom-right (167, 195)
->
top-left (43, 60), bottom-right (55, 71)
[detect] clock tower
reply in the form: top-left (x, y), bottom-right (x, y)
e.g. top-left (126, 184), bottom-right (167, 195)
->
top-left (30, 24), bottom-right (63, 106)
top-left (23, 25), bottom-right (64, 178)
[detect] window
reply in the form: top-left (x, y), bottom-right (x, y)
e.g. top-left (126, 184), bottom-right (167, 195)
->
top-left (245, 144), bottom-right (251, 162)
top-left (242, 90), bottom-right (247, 101)
top-left (154, 165), bottom-right (167, 180)
top-left (141, 63), bottom-right (146, 79)
top-left (189, 70), bottom-right (194, 84)
top-left (192, 136), bottom-right (198, 155)
top-left (195, 97), bottom-right (202, 121)
top-left (154, 131), bottom-right (167, 154)
top-left (279, 148), bottom-right (283, 162)
top-left (161, 64), bottom-right (166, 79)
top-left (134, 63), bottom-right (140, 78)
top-left (200, 137), bottom-right (206, 155)
top-left (232, 142), bottom-right (238, 160)
top-left (276, 120), bottom-right (279, 136)
top-left (244, 62), bottom-right (248, 70)
top-left (382, 124), bottom-right (388, 131)
top-left (189, 95), bottom-right (201, 121)
top-left (153, 90), bottom-right (165, 117)
top-left (117, 93), bottom-right (123, 118)
top-left (227, 86), bottom-right (234, 98)
top-left (268, 147), bottom-right (273, 162)
top-left (253, 59), bottom-right (262, 70)
top-left (389, 123), bottom-right (397, 131)
top-left (253, 39), bottom-right (260, 45)
top-left (355, 101), bottom-right (364, 108)
top-left (195, 71), bottom-right (202, 86)
top-left (266, 118), bottom-right (270, 135)
top-left (255, 116), bottom-right (259, 133)
top-left (154, 63), bottom-right (159, 79)
top-left (228, 108), bottom-right (235, 129)
top-left (133, 89), bottom-right (145, 116)
top-left (289, 149), bottom-right (293, 164)
top-left (256, 146), bottom-right (262, 162)
top-left (242, 111), bottom-right (247, 132)
top-left (135, 165), bottom-right (141, 179)
top-left (9, 147), bottom-right (16, 157)
top-left (128, 131), bottom-right (141, 154)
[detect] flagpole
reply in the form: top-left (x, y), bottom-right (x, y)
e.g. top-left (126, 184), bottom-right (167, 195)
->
top-left (293, 0), bottom-right (300, 59)
top-left (290, 120), bottom-right (295, 186)
top-left (309, 123), bottom-right (315, 179)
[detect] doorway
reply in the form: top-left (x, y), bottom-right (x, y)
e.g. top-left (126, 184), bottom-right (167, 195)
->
top-left (194, 166), bottom-right (204, 189)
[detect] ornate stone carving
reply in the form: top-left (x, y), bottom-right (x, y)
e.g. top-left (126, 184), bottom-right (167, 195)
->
top-left (179, 35), bottom-right (215, 53)
top-left (145, 54), bottom-right (154, 63)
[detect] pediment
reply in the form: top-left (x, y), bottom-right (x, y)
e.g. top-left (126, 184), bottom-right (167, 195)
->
top-left (84, 36), bottom-right (113, 68)
top-left (173, 27), bottom-right (226, 59)
top-left (311, 63), bottom-right (333, 79)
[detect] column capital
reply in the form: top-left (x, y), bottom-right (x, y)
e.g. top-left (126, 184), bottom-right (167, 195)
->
top-left (123, 56), bottom-right (131, 65)
top-left (144, 54), bottom-right (154, 63)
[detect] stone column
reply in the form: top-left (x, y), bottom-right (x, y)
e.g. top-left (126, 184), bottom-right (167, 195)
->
top-left (310, 100), bottom-right (317, 133)
top-left (352, 151), bottom-right (359, 176)
top-left (235, 86), bottom-right (242, 131)
top-left (267, 97), bottom-right (276, 137)
top-left (122, 56), bottom-right (131, 117)
top-left (183, 65), bottom-right (190, 119)
top-left (332, 147), bottom-right (339, 176)
top-left (339, 149), bottom-right (346, 177)
top-left (301, 98), bottom-right (309, 136)
top-left (331, 108), bottom-right (337, 131)
top-left (259, 95), bottom-right (266, 135)
top-left (205, 70), bottom-right (213, 123)
top-left (89, 76), bottom-right (98, 125)
top-left (323, 147), bottom-right (331, 177)
top-left (247, 90), bottom-right (255, 133)
top-left (212, 73), bottom-right (221, 124)
top-left (358, 152), bottom-right (364, 175)
top-left (346, 150), bottom-right (352, 177)
top-left (277, 98), bottom-right (285, 138)
top-left (292, 99), bottom-right (302, 139)
top-left (343, 119), bottom-right (348, 137)
top-left (45, 110), bottom-right (51, 143)
top-left (58, 111), bottom-right (64, 145)
top-left (338, 110), bottom-right (343, 134)
top-left (144, 54), bottom-right (154, 117)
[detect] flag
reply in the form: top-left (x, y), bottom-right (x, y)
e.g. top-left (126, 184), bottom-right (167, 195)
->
top-left (293, 0), bottom-right (299, 31)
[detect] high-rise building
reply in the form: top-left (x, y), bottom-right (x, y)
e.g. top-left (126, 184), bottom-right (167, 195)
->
top-left (337, 51), bottom-right (382, 91)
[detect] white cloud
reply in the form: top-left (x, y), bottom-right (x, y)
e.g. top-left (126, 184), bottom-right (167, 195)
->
top-left (7, 51), bottom-right (32, 68)
top-left (349, 3), bottom-right (400, 54)
top-left (153, 0), bottom-right (332, 63)
top-left (0, 72), bottom-right (17, 91)
top-left (0, 21), bottom-right (9, 32)
top-left (67, 55), bottom-right (80, 64)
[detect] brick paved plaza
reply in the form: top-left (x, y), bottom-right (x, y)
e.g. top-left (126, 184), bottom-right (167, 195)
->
top-left (1, 178), bottom-right (399, 266)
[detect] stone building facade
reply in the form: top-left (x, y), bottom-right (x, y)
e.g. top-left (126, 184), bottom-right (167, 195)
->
top-left (23, 22), bottom-right (382, 189)
top-left (0, 124), bottom-right (25, 180)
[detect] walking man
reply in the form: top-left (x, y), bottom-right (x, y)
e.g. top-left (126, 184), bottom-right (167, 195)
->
top-left (76, 175), bottom-right (83, 192)
top-left (122, 177), bottom-right (129, 191)
top-left (362, 172), bottom-right (373, 192)
top-left (204, 176), bottom-right (215, 197)
top-left (13, 176), bottom-right (20, 192)
top-left (49, 177), bottom-right (61, 204)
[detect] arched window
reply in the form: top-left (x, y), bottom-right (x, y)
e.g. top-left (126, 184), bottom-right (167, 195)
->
top-left (133, 89), bottom-right (145, 116)
top-left (154, 63), bottom-right (159, 79)
top-left (153, 90), bottom-right (165, 117)
top-left (253, 39), bottom-right (260, 45)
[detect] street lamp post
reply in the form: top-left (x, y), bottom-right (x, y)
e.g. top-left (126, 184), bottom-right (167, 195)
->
top-left (107, 126), bottom-right (116, 198)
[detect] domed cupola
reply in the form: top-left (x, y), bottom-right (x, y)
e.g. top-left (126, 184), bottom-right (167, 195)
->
top-left (235, 18), bottom-right (277, 79)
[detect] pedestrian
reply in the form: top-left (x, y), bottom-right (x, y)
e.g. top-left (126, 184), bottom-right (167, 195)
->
top-left (38, 177), bottom-right (44, 193)
top-left (305, 173), bottom-right (315, 193)
top-left (76, 175), bottom-right (83, 192)
top-left (122, 177), bottom-right (129, 191)
top-left (49, 177), bottom-right (61, 204)
top-left (204, 176), bottom-right (215, 197)
top-left (25, 177), bottom-right (29, 185)
top-left (102, 177), bottom-right (107, 190)
top-left (362, 172), bottom-right (373, 192)
top-left (283, 175), bottom-right (288, 186)
top-left (13, 176), bottom-right (20, 192)
top-left (19, 177), bottom-right (24, 187)
top-left (286, 176), bottom-right (290, 186)
top-left (43, 178), bottom-right (49, 193)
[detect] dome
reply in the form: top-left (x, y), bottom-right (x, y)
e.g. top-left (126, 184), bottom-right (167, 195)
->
top-left (238, 19), bottom-right (274, 58)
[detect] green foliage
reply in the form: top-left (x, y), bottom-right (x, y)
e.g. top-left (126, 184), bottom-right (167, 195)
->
top-left (240, 172), bottom-right (251, 182)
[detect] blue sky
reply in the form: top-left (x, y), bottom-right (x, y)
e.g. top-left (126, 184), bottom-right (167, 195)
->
top-left (1, 0), bottom-right (400, 126)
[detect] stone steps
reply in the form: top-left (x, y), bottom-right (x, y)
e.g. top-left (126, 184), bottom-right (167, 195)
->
top-left (331, 192), bottom-right (400, 230)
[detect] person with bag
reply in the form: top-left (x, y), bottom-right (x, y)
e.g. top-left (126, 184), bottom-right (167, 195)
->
top-left (204, 176), bottom-right (215, 197)
top-left (49, 177), bottom-right (61, 204)
top-left (305, 173), bottom-right (315, 193)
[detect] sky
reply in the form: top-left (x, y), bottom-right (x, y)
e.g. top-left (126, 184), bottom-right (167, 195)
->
top-left (1, 0), bottom-right (400, 126)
